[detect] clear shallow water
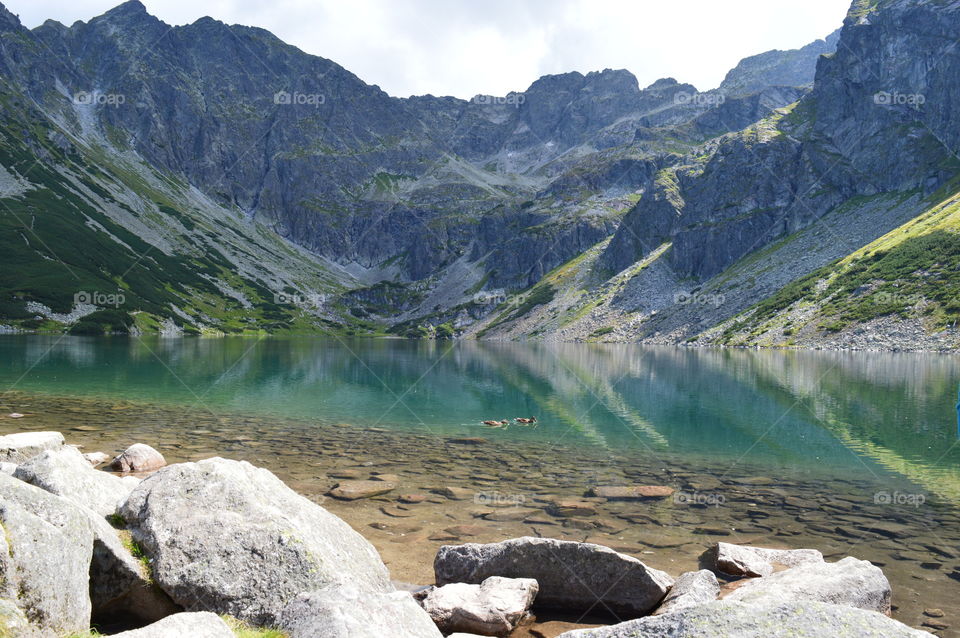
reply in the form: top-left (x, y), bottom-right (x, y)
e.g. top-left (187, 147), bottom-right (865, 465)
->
top-left (1, 336), bottom-right (960, 634)
top-left (1, 335), bottom-right (958, 494)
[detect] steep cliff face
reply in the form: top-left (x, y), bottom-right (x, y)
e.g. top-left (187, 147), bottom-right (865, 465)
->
top-left (602, 0), bottom-right (960, 282)
top-left (719, 29), bottom-right (841, 96)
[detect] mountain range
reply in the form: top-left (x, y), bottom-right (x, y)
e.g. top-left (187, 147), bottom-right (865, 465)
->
top-left (0, 0), bottom-right (956, 350)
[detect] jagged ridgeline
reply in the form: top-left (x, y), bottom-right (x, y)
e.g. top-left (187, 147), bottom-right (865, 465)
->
top-left (0, 0), bottom-right (954, 346)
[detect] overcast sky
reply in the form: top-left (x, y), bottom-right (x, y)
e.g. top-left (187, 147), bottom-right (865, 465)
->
top-left (6, 0), bottom-right (852, 98)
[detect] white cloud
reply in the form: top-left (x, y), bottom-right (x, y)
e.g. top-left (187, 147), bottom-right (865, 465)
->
top-left (7, 0), bottom-right (851, 98)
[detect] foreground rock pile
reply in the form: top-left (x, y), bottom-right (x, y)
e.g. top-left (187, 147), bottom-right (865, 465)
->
top-left (0, 431), bottom-right (935, 637)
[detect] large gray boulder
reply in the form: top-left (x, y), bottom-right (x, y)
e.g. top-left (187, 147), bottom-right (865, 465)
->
top-left (0, 486), bottom-right (92, 634)
top-left (14, 445), bottom-right (141, 517)
top-left (280, 587), bottom-right (443, 638)
top-left (435, 537), bottom-right (673, 617)
top-left (724, 556), bottom-right (892, 613)
top-left (0, 431), bottom-right (64, 463)
top-left (555, 600), bottom-right (931, 637)
top-left (421, 576), bottom-right (539, 636)
top-left (701, 543), bottom-right (824, 577)
top-left (119, 458), bottom-right (393, 626)
top-left (653, 570), bottom-right (719, 615)
top-left (110, 443), bottom-right (167, 473)
top-left (110, 612), bottom-right (235, 638)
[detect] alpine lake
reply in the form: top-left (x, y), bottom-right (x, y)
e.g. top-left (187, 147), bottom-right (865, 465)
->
top-left (0, 335), bottom-right (958, 635)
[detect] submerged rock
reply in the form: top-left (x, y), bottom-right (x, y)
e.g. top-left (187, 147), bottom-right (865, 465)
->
top-left (329, 479), bottom-right (396, 500)
top-left (435, 537), bottom-right (673, 617)
top-left (280, 587), bottom-right (442, 638)
top-left (724, 556), bottom-right (892, 614)
top-left (0, 431), bottom-right (64, 464)
top-left (110, 611), bottom-right (235, 637)
top-left (653, 570), bottom-right (719, 615)
top-left (110, 443), bottom-right (167, 473)
top-left (119, 458), bottom-right (392, 626)
top-left (421, 576), bottom-right (539, 636)
top-left (554, 600), bottom-right (930, 637)
top-left (589, 485), bottom-right (675, 500)
top-left (14, 446), bottom-right (141, 518)
top-left (701, 543), bottom-right (824, 577)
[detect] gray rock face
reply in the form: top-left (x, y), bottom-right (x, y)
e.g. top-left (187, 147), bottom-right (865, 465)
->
top-left (110, 612), bottom-right (236, 638)
top-left (719, 29), bottom-right (841, 96)
top-left (724, 556), bottom-right (892, 614)
top-left (109, 443), bottom-right (167, 473)
top-left (14, 445), bottom-right (141, 517)
top-left (435, 537), bottom-right (673, 617)
top-left (421, 576), bottom-right (539, 636)
top-left (701, 543), bottom-right (824, 578)
top-left (119, 458), bottom-right (392, 626)
top-left (280, 587), bottom-right (443, 638)
top-left (0, 432), bottom-right (64, 464)
top-left (555, 600), bottom-right (931, 638)
top-left (0, 476), bottom-right (93, 635)
top-left (653, 570), bottom-right (719, 615)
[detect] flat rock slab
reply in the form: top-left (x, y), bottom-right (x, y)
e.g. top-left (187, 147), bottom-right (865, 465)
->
top-left (422, 576), bottom-right (539, 636)
top-left (702, 543), bottom-right (824, 577)
top-left (120, 458), bottom-right (393, 626)
top-left (724, 556), bottom-right (892, 614)
top-left (0, 431), bottom-right (64, 464)
top-left (554, 600), bottom-right (931, 637)
top-left (653, 570), bottom-right (719, 615)
top-left (110, 612), bottom-right (235, 637)
top-left (330, 480), bottom-right (397, 500)
top-left (435, 537), bottom-right (673, 617)
top-left (280, 588), bottom-right (442, 638)
top-left (589, 486), bottom-right (675, 500)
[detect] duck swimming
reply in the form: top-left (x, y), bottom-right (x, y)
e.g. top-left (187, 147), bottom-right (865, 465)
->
top-left (514, 417), bottom-right (538, 424)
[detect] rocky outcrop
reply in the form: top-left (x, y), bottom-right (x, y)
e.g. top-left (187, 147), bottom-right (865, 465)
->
top-left (279, 587), bottom-right (443, 638)
top-left (119, 458), bottom-right (392, 626)
top-left (700, 543), bottom-right (824, 578)
top-left (653, 570), bottom-right (719, 615)
top-left (724, 556), bottom-right (892, 614)
top-left (0, 475), bottom-right (93, 635)
top-left (420, 576), bottom-right (539, 636)
top-left (435, 537), bottom-right (673, 617)
top-left (110, 612), bottom-right (236, 638)
top-left (719, 30), bottom-right (841, 96)
top-left (0, 431), bottom-right (64, 463)
top-left (109, 443), bottom-right (166, 473)
top-left (14, 445), bottom-right (140, 517)
top-left (555, 600), bottom-right (931, 637)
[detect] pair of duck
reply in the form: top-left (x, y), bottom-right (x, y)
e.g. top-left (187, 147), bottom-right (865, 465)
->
top-left (482, 417), bottom-right (538, 427)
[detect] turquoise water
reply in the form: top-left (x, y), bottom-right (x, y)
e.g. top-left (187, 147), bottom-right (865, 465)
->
top-left (1, 335), bottom-right (959, 498)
